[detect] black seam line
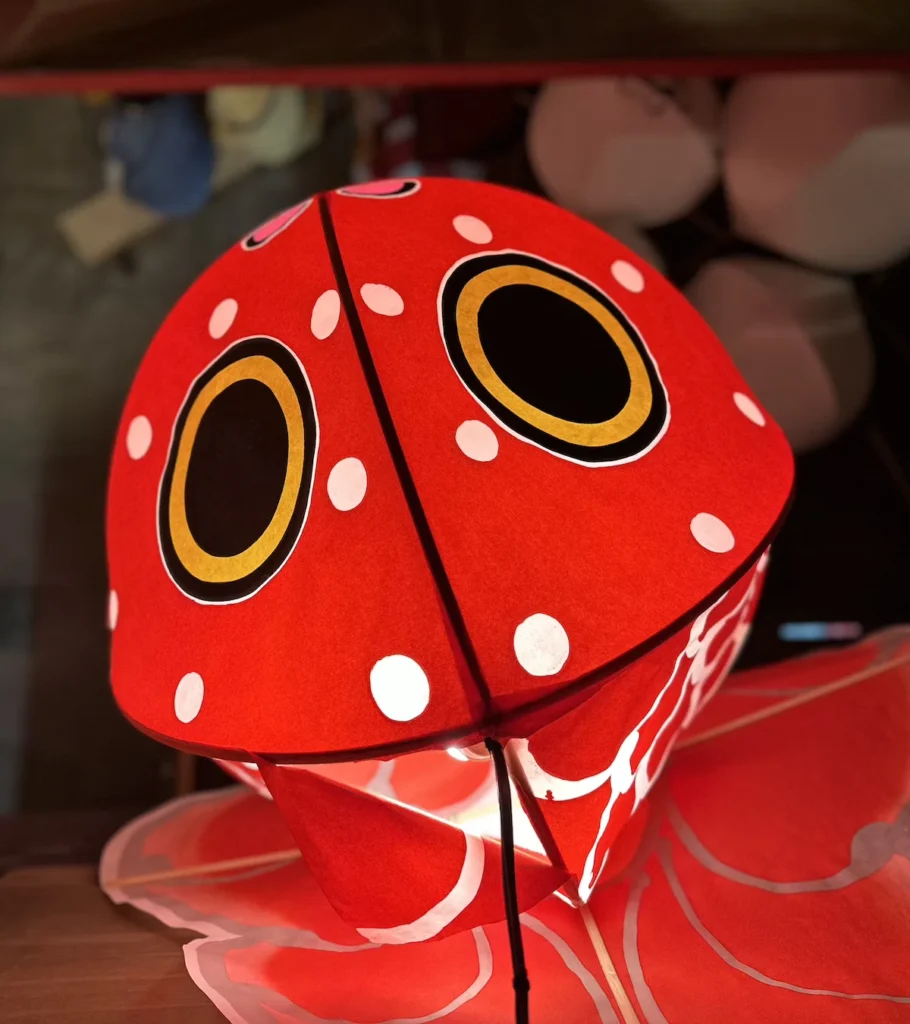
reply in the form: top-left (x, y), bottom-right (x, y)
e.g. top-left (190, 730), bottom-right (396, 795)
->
top-left (486, 737), bottom-right (531, 1024)
top-left (317, 193), bottom-right (494, 717)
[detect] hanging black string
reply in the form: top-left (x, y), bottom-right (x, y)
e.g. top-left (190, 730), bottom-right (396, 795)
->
top-left (486, 737), bottom-right (530, 1024)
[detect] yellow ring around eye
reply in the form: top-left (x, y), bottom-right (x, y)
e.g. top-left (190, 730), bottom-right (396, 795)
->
top-left (454, 265), bottom-right (653, 447)
top-left (168, 355), bottom-right (304, 584)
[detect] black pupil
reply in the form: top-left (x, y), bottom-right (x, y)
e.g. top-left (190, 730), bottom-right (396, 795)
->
top-left (477, 283), bottom-right (632, 424)
top-left (185, 379), bottom-right (289, 558)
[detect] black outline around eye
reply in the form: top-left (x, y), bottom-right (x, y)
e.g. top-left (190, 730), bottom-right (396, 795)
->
top-left (438, 251), bottom-right (669, 466)
top-left (336, 179), bottom-right (421, 199)
top-left (158, 337), bottom-right (318, 604)
top-left (241, 199), bottom-right (312, 250)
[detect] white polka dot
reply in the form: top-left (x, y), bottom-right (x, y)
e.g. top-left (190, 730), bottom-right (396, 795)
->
top-left (690, 513), bottom-right (735, 553)
top-left (327, 457), bottom-right (367, 511)
top-left (311, 289), bottom-right (341, 339)
top-left (370, 655), bottom-right (430, 721)
top-left (453, 215), bottom-right (493, 244)
top-left (174, 672), bottom-right (204, 723)
top-left (733, 391), bottom-right (766, 427)
top-left (611, 260), bottom-right (645, 293)
top-left (360, 283), bottom-right (404, 316)
top-left (107, 590), bottom-right (119, 631)
top-left (455, 420), bottom-right (499, 462)
top-left (514, 614), bottom-right (570, 677)
top-left (208, 298), bottom-right (238, 339)
top-left (126, 416), bottom-right (153, 460)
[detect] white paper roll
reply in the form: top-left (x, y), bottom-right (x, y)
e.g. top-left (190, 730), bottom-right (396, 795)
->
top-left (529, 77), bottom-right (721, 227)
top-left (724, 72), bottom-right (910, 272)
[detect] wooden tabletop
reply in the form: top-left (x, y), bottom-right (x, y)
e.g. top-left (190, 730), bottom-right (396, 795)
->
top-left (1, 0), bottom-right (909, 93)
top-left (1, 865), bottom-right (222, 1024)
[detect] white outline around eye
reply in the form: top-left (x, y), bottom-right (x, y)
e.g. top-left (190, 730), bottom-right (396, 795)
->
top-left (436, 248), bottom-right (671, 468)
top-left (153, 335), bottom-right (320, 606)
top-left (241, 198), bottom-right (313, 250)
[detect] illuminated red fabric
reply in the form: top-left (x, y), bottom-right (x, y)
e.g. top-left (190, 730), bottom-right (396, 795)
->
top-left (107, 178), bottom-right (793, 765)
top-left (102, 629), bottom-right (910, 1022)
top-left (102, 787), bottom-right (609, 1022)
top-left (256, 757), bottom-right (566, 942)
top-left (216, 747), bottom-right (495, 815)
top-left (591, 625), bottom-right (910, 1021)
top-left (513, 555), bottom-right (767, 896)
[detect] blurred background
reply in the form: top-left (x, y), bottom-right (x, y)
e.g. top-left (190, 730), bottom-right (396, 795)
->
top-left (2, 0), bottom-right (910, 864)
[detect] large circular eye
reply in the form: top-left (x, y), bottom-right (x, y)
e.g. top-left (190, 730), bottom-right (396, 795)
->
top-left (159, 338), bottom-right (317, 603)
top-left (439, 252), bottom-right (668, 465)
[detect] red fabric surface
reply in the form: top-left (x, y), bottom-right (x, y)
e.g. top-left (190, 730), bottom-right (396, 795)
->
top-left (591, 625), bottom-right (910, 1022)
top-left (387, 749), bottom-right (495, 813)
top-left (512, 557), bottom-right (766, 894)
top-left (257, 757), bottom-right (566, 941)
top-left (107, 197), bottom-right (478, 760)
top-left (101, 629), bottom-right (910, 1022)
top-left (107, 178), bottom-right (792, 764)
top-left (329, 179), bottom-right (792, 709)
top-left (102, 786), bottom-right (613, 1023)
top-left (218, 747), bottom-right (496, 816)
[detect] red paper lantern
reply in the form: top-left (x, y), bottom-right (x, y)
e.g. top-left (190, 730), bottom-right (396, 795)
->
top-left (105, 178), bottom-right (794, 1021)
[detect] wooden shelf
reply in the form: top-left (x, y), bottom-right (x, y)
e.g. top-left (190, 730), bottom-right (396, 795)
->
top-left (2, 0), bottom-right (909, 93)
top-left (0, 865), bottom-right (222, 1023)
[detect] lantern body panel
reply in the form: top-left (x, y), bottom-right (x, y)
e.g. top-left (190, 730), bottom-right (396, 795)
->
top-left (328, 179), bottom-right (791, 716)
top-left (107, 198), bottom-right (478, 759)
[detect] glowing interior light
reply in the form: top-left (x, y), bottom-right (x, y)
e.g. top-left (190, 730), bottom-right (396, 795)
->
top-left (455, 780), bottom-right (546, 856)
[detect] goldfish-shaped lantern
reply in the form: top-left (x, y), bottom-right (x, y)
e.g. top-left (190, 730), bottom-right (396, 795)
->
top-left (106, 178), bottom-right (794, 1022)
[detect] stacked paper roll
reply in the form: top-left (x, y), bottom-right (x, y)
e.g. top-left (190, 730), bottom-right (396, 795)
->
top-left (724, 72), bottom-right (910, 273)
top-left (528, 77), bottom-right (721, 227)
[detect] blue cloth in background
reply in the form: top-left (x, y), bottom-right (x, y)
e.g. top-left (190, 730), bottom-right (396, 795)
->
top-left (107, 95), bottom-right (213, 217)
